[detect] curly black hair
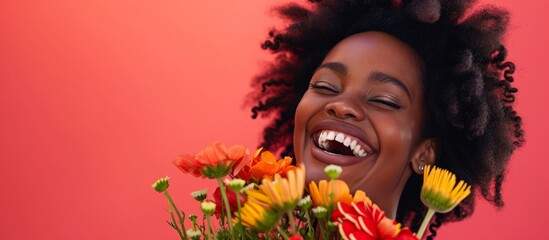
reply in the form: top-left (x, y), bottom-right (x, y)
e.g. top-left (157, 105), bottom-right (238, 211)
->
top-left (247, 0), bottom-right (524, 237)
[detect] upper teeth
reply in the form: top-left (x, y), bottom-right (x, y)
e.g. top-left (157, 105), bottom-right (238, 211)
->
top-left (318, 131), bottom-right (368, 157)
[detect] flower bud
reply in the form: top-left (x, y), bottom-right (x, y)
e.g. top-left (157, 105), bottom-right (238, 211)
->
top-left (240, 183), bottom-right (256, 193)
top-left (186, 229), bottom-right (201, 240)
top-left (312, 206), bottom-right (328, 219)
top-left (200, 200), bottom-right (216, 216)
top-left (324, 165), bottom-right (342, 179)
top-left (225, 178), bottom-right (246, 192)
top-left (191, 189), bottom-right (208, 202)
top-left (151, 176), bottom-right (170, 193)
top-left (297, 196), bottom-right (312, 210)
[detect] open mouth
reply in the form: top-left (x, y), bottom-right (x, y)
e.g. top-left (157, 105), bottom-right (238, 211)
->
top-left (314, 130), bottom-right (370, 157)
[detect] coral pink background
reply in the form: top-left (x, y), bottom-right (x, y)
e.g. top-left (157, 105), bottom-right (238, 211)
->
top-left (0, 0), bottom-right (546, 239)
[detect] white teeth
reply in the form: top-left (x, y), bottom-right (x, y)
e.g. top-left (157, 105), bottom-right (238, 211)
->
top-left (318, 135), bottom-right (323, 148)
top-left (335, 133), bottom-right (345, 142)
top-left (343, 137), bottom-right (351, 147)
top-left (326, 132), bottom-right (336, 140)
top-left (317, 130), bottom-right (369, 157)
top-left (353, 145), bottom-right (362, 155)
top-left (318, 132), bottom-right (328, 149)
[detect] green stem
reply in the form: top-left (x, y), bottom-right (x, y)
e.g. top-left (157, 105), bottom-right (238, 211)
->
top-left (165, 190), bottom-right (187, 239)
top-left (287, 210), bottom-right (297, 235)
top-left (329, 180), bottom-right (335, 212)
top-left (417, 208), bottom-right (436, 239)
top-left (206, 215), bottom-right (214, 240)
top-left (317, 219), bottom-right (329, 240)
top-left (276, 225), bottom-right (290, 240)
top-left (236, 193), bottom-right (244, 240)
top-left (217, 177), bottom-right (234, 236)
top-left (304, 211), bottom-right (314, 240)
top-left (166, 200), bottom-right (185, 240)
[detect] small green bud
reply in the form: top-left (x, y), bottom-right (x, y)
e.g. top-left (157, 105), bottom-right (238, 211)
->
top-left (225, 178), bottom-right (246, 192)
top-left (324, 165), bottom-right (342, 179)
top-left (189, 214), bottom-right (198, 222)
top-left (312, 206), bottom-right (328, 219)
top-left (151, 176), bottom-right (170, 193)
top-left (200, 200), bottom-right (216, 216)
top-left (186, 229), bottom-right (201, 240)
top-left (191, 189), bottom-right (208, 202)
top-left (298, 196), bottom-right (312, 210)
top-left (240, 183), bottom-right (256, 193)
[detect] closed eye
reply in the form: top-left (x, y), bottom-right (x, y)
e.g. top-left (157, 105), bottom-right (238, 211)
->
top-left (310, 82), bottom-right (338, 93)
top-left (369, 99), bottom-right (402, 109)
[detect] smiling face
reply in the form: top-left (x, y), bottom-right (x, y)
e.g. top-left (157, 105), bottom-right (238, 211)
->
top-left (294, 32), bottom-right (428, 217)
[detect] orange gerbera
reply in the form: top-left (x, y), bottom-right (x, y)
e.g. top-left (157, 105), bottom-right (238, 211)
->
top-left (174, 141), bottom-right (250, 178)
top-left (309, 179), bottom-right (368, 208)
top-left (235, 148), bottom-right (293, 181)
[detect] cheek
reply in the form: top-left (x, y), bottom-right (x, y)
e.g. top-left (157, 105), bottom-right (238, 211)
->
top-left (374, 115), bottom-right (414, 154)
top-left (293, 94), bottom-right (313, 156)
top-left (294, 92), bottom-right (318, 132)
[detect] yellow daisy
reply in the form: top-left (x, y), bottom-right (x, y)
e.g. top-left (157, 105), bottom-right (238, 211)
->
top-left (235, 191), bottom-right (280, 232)
top-left (421, 165), bottom-right (471, 213)
top-left (258, 164), bottom-right (306, 211)
top-left (417, 165), bottom-right (471, 239)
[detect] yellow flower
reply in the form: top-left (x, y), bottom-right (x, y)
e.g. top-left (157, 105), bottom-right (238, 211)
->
top-left (421, 165), bottom-right (471, 213)
top-left (234, 165), bottom-right (306, 232)
top-left (417, 165), bottom-right (471, 239)
top-left (235, 192), bottom-right (280, 232)
top-left (309, 179), bottom-right (368, 208)
top-left (258, 164), bottom-right (306, 211)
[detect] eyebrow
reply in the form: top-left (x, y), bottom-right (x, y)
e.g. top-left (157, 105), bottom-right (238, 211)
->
top-left (368, 71), bottom-right (412, 102)
top-left (315, 62), bottom-right (347, 75)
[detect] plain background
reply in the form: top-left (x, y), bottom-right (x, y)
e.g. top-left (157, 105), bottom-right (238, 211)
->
top-left (1, 0), bottom-right (547, 239)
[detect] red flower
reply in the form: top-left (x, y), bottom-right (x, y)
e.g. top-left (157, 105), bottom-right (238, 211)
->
top-left (174, 141), bottom-right (250, 178)
top-left (289, 234), bottom-right (304, 240)
top-left (213, 187), bottom-right (246, 219)
top-left (395, 229), bottom-right (417, 240)
top-left (331, 201), bottom-right (418, 240)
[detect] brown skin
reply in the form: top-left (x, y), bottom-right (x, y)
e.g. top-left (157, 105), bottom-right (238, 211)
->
top-left (294, 32), bottom-right (436, 218)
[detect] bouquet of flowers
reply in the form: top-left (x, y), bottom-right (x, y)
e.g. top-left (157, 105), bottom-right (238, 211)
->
top-left (152, 141), bottom-right (471, 240)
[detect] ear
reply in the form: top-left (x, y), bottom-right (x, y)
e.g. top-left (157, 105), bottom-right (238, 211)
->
top-left (410, 138), bottom-right (437, 175)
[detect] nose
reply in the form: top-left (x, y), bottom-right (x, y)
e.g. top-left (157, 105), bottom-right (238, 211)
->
top-left (324, 97), bottom-right (365, 121)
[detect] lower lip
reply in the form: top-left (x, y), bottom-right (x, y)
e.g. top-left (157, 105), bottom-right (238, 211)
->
top-left (309, 139), bottom-right (370, 166)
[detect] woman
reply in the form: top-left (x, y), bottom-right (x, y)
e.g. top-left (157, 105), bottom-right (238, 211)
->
top-left (248, 0), bottom-right (524, 238)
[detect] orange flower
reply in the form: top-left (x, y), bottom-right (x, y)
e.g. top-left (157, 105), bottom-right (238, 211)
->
top-left (174, 141), bottom-right (250, 178)
top-left (235, 148), bottom-right (293, 181)
top-left (309, 179), bottom-right (368, 208)
top-left (331, 201), bottom-right (418, 240)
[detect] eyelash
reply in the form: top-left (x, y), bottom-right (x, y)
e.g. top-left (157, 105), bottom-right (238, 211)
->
top-left (311, 82), bottom-right (402, 110)
top-left (369, 99), bottom-right (402, 109)
top-left (310, 82), bottom-right (337, 93)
